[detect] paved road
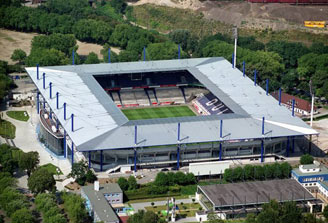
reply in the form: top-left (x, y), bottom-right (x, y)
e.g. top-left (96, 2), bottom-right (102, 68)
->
top-left (130, 198), bottom-right (193, 212)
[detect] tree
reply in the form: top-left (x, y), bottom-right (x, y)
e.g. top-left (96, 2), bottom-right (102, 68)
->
top-left (11, 49), bottom-right (27, 64)
top-left (28, 168), bottom-right (56, 194)
top-left (280, 201), bottom-right (302, 223)
top-left (11, 208), bottom-right (35, 223)
top-left (68, 160), bottom-right (88, 185)
top-left (85, 169), bottom-right (97, 183)
top-left (26, 48), bottom-right (69, 67)
top-left (19, 151), bottom-right (39, 177)
top-left (256, 200), bottom-right (280, 223)
top-left (0, 187), bottom-right (25, 212)
top-left (84, 52), bottom-right (100, 64)
top-left (300, 154), bottom-right (314, 165)
top-left (207, 211), bottom-right (224, 223)
top-left (254, 165), bottom-right (265, 180)
top-left (232, 166), bottom-right (243, 182)
top-left (168, 29), bottom-right (198, 53)
top-left (323, 205), bottom-right (328, 220)
top-left (128, 175), bottom-right (138, 190)
top-left (154, 172), bottom-right (168, 187)
top-left (142, 211), bottom-right (159, 223)
top-left (280, 162), bottom-right (292, 178)
top-left (223, 168), bottom-right (233, 182)
top-left (0, 172), bottom-right (17, 193)
top-left (61, 192), bottom-right (89, 223)
top-left (245, 213), bottom-right (257, 223)
top-left (110, 0), bottom-right (127, 13)
top-left (117, 177), bottom-right (129, 191)
top-left (244, 164), bottom-right (255, 180)
top-left (145, 41), bottom-right (188, 60)
top-left (6, 199), bottom-right (29, 217)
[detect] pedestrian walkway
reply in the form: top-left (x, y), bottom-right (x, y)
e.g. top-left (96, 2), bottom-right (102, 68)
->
top-left (130, 198), bottom-right (193, 212)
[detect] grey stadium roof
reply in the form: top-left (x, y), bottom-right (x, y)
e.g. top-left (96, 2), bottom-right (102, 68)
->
top-left (198, 179), bottom-right (315, 207)
top-left (25, 57), bottom-right (317, 152)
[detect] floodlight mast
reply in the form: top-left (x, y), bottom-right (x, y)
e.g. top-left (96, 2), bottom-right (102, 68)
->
top-left (309, 79), bottom-right (314, 127)
top-left (233, 27), bottom-right (238, 69)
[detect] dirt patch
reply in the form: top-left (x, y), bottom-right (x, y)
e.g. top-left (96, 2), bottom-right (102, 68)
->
top-left (76, 40), bottom-right (106, 59)
top-left (311, 118), bottom-right (328, 153)
top-left (0, 29), bottom-right (37, 64)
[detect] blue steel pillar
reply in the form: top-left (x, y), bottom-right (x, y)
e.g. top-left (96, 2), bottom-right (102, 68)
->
top-left (43, 73), bottom-right (45, 89)
top-left (71, 141), bottom-right (74, 165)
top-left (134, 125), bottom-right (137, 172)
top-left (292, 99), bottom-right (295, 116)
top-left (242, 61), bottom-right (245, 77)
top-left (56, 92), bottom-right (59, 109)
top-left (49, 82), bottom-right (52, 99)
top-left (88, 151), bottom-right (91, 169)
top-left (286, 136), bottom-right (290, 157)
top-left (261, 117), bottom-right (265, 163)
top-left (100, 150), bottom-right (103, 172)
top-left (143, 47), bottom-right (146, 62)
top-left (219, 120), bottom-right (223, 160)
top-left (292, 136), bottom-right (295, 153)
top-left (72, 49), bottom-right (75, 65)
top-left (178, 44), bottom-right (181, 59)
top-left (254, 70), bottom-right (257, 86)
top-left (261, 140), bottom-right (264, 163)
top-left (266, 79), bottom-right (269, 96)
top-left (279, 88), bottom-right (282, 105)
top-left (63, 103), bottom-right (66, 120)
top-left (177, 122), bottom-right (181, 170)
top-left (36, 64), bottom-right (39, 80)
top-left (63, 130), bottom-right (66, 158)
top-left (71, 114), bottom-right (74, 132)
top-left (36, 92), bottom-right (40, 114)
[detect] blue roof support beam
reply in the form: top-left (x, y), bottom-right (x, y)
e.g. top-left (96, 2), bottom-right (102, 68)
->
top-left (71, 142), bottom-right (74, 165)
top-left (49, 82), bottom-right (52, 99)
top-left (63, 130), bottom-right (66, 158)
top-left (243, 61), bottom-right (245, 77)
top-left (261, 140), bottom-right (264, 163)
top-left (279, 88), bottom-right (282, 105)
top-left (262, 117), bottom-right (265, 136)
top-left (134, 125), bottom-right (137, 173)
top-left (56, 92), bottom-right (59, 109)
top-left (36, 92), bottom-right (40, 114)
top-left (266, 79), bottom-right (269, 96)
top-left (254, 69), bottom-right (257, 86)
top-left (143, 46), bottom-right (146, 62)
top-left (36, 64), bottom-right (39, 80)
top-left (88, 151), bottom-right (91, 169)
top-left (43, 73), bottom-right (45, 89)
top-left (219, 143), bottom-right (222, 161)
top-left (63, 102), bottom-right (67, 120)
top-left (292, 99), bottom-right (295, 117)
top-left (71, 113), bottom-right (74, 132)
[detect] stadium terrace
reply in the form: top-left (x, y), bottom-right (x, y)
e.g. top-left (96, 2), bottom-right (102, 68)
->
top-left (25, 57), bottom-right (318, 172)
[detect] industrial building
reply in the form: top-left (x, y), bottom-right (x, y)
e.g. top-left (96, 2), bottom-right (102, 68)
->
top-left (196, 179), bottom-right (323, 220)
top-left (25, 57), bottom-right (317, 172)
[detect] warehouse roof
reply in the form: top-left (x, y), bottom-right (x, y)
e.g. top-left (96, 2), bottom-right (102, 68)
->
top-left (25, 57), bottom-right (317, 151)
top-left (198, 179), bottom-right (315, 207)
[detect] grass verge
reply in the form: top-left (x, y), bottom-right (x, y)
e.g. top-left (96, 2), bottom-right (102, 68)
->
top-left (40, 163), bottom-right (63, 175)
top-left (6, 111), bottom-right (29, 122)
top-left (0, 119), bottom-right (16, 139)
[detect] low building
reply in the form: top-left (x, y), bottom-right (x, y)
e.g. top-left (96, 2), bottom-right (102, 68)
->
top-left (196, 179), bottom-right (322, 219)
top-left (189, 161), bottom-right (230, 177)
top-left (271, 91), bottom-right (318, 116)
top-left (291, 161), bottom-right (328, 189)
top-left (81, 182), bottom-right (123, 223)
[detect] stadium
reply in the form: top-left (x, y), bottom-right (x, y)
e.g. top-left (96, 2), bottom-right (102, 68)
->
top-left (25, 57), bottom-right (318, 172)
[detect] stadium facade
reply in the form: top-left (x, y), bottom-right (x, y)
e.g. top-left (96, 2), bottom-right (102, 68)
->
top-left (25, 57), bottom-right (318, 172)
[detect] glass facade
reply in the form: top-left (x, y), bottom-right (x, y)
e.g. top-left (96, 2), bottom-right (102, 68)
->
top-left (39, 119), bottom-right (64, 156)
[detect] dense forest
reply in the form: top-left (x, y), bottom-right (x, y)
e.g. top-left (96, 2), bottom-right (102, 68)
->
top-left (0, 0), bottom-right (328, 102)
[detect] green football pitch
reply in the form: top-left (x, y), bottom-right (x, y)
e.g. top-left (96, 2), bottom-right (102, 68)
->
top-left (122, 106), bottom-right (196, 120)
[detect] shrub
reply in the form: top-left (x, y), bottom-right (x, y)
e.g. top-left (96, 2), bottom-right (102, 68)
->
top-left (300, 154), bottom-right (314, 165)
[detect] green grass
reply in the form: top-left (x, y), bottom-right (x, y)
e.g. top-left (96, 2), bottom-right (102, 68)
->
top-left (40, 163), bottom-right (63, 175)
top-left (6, 111), bottom-right (29, 122)
top-left (122, 106), bottom-right (196, 120)
top-left (0, 119), bottom-right (16, 139)
top-left (145, 203), bottom-right (201, 218)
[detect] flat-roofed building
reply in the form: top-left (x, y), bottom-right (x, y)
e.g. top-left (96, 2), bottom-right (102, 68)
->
top-left (81, 182), bottom-right (122, 223)
top-left (291, 161), bottom-right (328, 188)
top-left (196, 179), bottom-right (322, 219)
